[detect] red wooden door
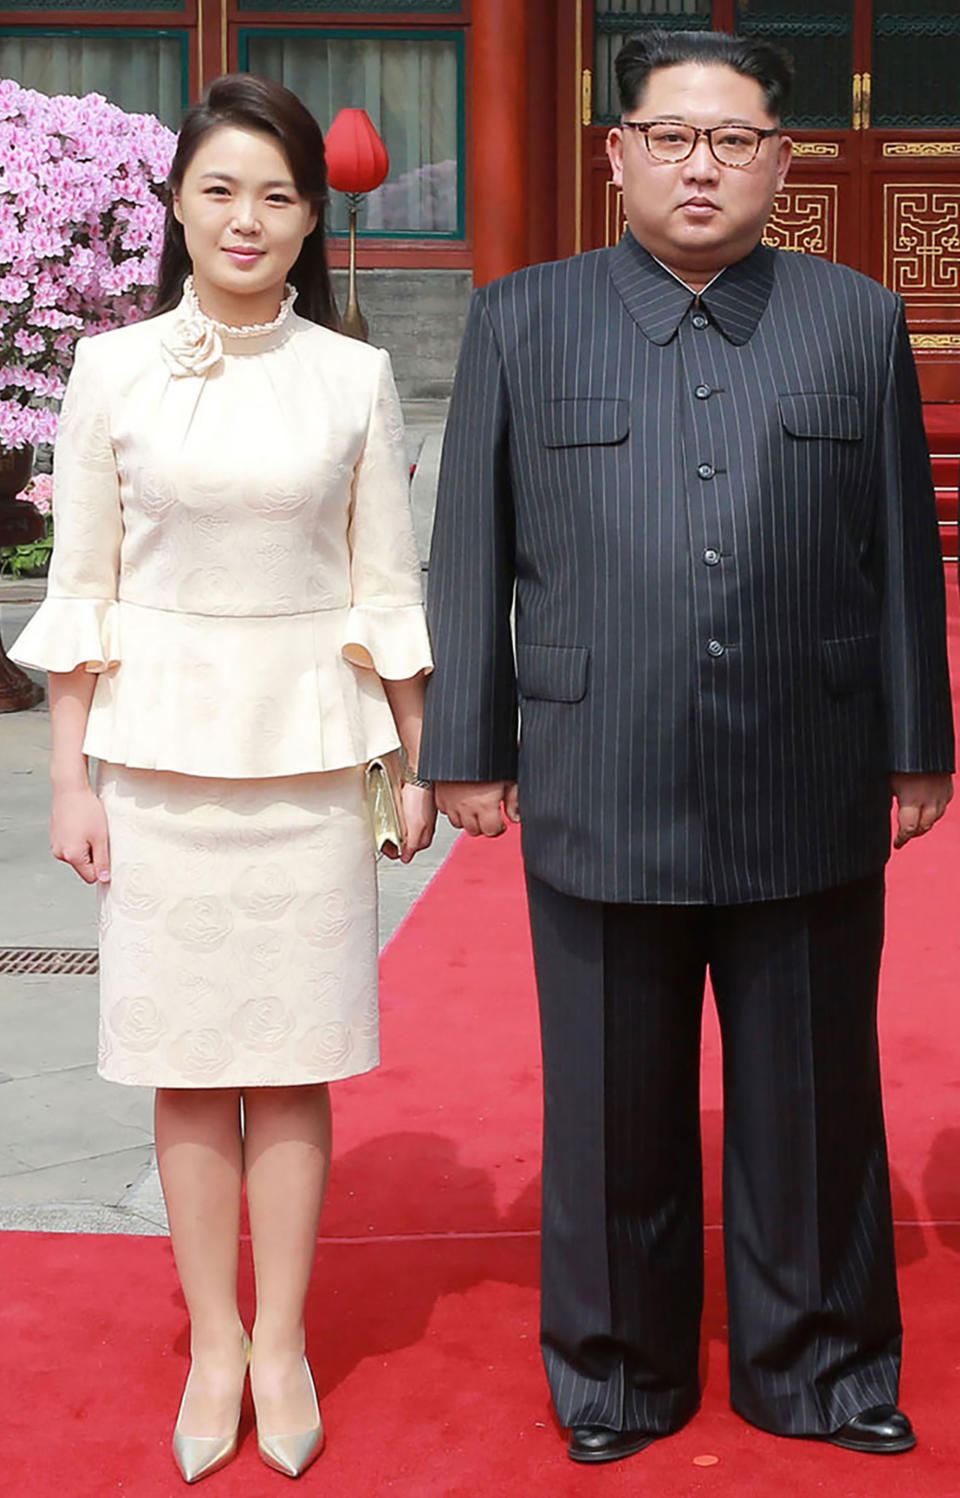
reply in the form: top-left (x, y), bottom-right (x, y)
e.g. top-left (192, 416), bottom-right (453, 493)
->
top-left (859, 4), bottom-right (960, 400)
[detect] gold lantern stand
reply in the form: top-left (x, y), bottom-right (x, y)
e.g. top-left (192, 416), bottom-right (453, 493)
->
top-left (342, 191), bottom-right (368, 342)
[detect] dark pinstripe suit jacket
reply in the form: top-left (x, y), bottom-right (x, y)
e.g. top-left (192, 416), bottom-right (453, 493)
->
top-left (419, 232), bottom-right (955, 905)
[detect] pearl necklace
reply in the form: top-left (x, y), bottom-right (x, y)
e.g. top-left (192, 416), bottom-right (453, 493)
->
top-left (181, 274), bottom-right (298, 338)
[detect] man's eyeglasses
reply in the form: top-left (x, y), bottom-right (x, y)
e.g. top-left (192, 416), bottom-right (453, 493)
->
top-left (620, 120), bottom-right (780, 168)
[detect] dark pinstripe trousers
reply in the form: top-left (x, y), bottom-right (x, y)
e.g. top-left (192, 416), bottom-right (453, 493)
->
top-left (526, 871), bottom-right (902, 1436)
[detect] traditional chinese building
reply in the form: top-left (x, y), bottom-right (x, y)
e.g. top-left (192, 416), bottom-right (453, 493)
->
top-left (2, 1), bottom-right (959, 402)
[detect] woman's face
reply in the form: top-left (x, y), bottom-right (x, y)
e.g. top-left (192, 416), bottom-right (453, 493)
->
top-left (173, 124), bottom-right (317, 316)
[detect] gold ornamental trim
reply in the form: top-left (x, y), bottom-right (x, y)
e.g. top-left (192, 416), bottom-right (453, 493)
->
top-left (883, 142), bottom-right (960, 158)
top-left (884, 184), bottom-right (960, 304)
top-left (909, 333), bottom-right (960, 351)
top-left (792, 142), bottom-right (840, 158)
top-left (581, 69), bottom-right (592, 130)
top-left (764, 184), bottom-right (838, 259)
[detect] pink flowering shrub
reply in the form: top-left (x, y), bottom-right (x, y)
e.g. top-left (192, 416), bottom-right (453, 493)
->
top-left (0, 78), bottom-right (176, 450)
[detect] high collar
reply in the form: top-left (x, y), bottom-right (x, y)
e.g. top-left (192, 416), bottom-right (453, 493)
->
top-left (161, 277), bottom-right (299, 379)
top-left (608, 230), bottom-right (776, 346)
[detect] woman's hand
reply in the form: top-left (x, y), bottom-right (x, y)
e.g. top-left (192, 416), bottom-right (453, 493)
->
top-left (398, 782), bottom-right (437, 864)
top-left (50, 783), bottom-right (111, 885)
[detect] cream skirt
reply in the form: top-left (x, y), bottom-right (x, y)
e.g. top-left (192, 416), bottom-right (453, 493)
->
top-left (95, 764), bottom-right (379, 1088)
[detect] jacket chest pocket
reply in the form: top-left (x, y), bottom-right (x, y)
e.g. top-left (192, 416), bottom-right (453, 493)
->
top-left (778, 393), bottom-right (863, 442)
top-left (540, 398), bottom-right (629, 448)
top-left (516, 644), bottom-right (590, 703)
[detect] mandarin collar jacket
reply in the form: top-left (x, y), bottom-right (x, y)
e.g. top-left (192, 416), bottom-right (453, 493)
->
top-left (420, 234), bottom-right (954, 906)
top-left (609, 230), bottom-right (775, 346)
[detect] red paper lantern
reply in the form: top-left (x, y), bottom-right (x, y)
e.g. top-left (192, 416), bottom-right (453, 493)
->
top-left (325, 108), bottom-right (390, 195)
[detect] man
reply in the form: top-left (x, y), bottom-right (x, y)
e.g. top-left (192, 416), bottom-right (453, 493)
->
top-left (418, 30), bottom-right (954, 1463)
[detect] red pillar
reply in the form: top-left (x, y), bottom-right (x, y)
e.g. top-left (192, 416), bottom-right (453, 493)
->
top-left (472, 0), bottom-right (530, 287)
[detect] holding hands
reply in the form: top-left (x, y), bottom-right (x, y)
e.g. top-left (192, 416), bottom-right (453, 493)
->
top-left (435, 781), bottom-right (520, 837)
top-left (394, 782), bottom-right (438, 864)
top-left (431, 775), bottom-right (956, 853)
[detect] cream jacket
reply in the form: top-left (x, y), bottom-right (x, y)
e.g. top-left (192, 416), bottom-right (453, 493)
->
top-left (11, 287), bottom-right (433, 778)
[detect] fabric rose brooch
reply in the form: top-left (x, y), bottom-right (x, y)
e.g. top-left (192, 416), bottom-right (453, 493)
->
top-left (161, 307), bottom-right (224, 379)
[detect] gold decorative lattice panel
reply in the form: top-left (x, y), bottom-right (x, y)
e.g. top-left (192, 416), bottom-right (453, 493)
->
top-left (883, 142), bottom-right (960, 159)
top-left (792, 143), bottom-right (840, 159)
top-left (884, 186), bottom-right (960, 303)
top-left (763, 185), bottom-right (838, 259)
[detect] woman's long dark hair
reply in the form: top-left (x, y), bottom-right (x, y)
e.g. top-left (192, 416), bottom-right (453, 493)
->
top-left (152, 74), bottom-right (339, 330)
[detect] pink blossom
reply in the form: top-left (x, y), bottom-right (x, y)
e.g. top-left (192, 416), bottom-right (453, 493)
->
top-left (14, 329), bottom-right (44, 356)
top-left (25, 473), bottom-right (53, 515)
top-left (0, 274), bottom-right (30, 302)
top-left (0, 79), bottom-right (174, 449)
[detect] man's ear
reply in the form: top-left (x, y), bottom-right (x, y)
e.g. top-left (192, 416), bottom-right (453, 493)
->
top-left (607, 128), bottom-right (625, 188)
top-left (775, 133), bottom-right (793, 190)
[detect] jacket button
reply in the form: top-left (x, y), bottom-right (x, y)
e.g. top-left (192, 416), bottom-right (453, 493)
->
top-left (692, 313), bottom-right (709, 329)
top-left (706, 638), bottom-right (725, 657)
top-left (695, 384), bottom-right (712, 399)
top-left (697, 462), bottom-right (715, 480)
top-left (703, 548), bottom-right (721, 565)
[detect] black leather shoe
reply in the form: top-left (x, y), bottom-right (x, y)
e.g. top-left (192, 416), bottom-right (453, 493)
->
top-left (826, 1405), bottom-right (916, 1454)
top-left (568, 1426), bottom-right (655, 1464)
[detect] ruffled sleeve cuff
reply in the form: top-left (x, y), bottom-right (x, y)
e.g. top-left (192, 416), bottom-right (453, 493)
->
top-left (8, 596), bottom-right (121, 675)
top-left (342, 602), bottom-right (433, 680)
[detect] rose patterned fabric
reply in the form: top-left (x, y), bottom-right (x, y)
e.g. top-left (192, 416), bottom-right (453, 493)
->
top-left (97, 764), bottom-right (379, 1087)
top-left (10, 289), bottom-right (433, 778)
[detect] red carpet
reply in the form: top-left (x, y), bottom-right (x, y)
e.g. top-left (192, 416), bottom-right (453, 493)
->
top-left (3, 600), bottom-right (959, 1496)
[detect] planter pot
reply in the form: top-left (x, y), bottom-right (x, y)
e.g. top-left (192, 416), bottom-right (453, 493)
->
top-left (0, 442), bottom-right (35, 503)
top-left (0, 441), bottom-right (45, 712)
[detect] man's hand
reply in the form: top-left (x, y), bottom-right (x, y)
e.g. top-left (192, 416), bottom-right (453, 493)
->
top-left (890, 773), bottom-right (953, 849)
top-left (435, 781), bottom-right (520, 837)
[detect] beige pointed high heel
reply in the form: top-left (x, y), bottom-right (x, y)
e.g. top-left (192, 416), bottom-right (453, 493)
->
top-left (173, 1330), bottom-right (251, 1485)
top-left (256, 1356), bottom-right (325, 1479)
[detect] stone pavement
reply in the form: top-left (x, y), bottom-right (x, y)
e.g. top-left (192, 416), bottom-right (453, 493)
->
top-left (0, 398), bottom-right (455, 1237)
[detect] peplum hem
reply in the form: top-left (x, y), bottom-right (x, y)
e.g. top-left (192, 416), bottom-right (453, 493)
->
top-left (341, 601), bottom-right (434, 681)
top-left (9, 595), bottom-right (120, 675)
top-left (79, 599), bottom-right (405, 779)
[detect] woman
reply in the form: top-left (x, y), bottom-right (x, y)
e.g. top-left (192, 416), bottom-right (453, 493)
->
top-left (11, 74), bottom-right (435, 1483)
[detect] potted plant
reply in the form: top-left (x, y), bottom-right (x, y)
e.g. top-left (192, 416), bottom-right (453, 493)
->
top-left (0, 473), bottom-right (53, 578)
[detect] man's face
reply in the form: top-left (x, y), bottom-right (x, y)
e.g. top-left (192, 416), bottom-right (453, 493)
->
top-left (606, 62), bottom-right (792, 280)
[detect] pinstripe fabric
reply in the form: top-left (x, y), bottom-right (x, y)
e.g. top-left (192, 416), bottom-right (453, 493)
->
top-left (420, 234), bottom-right (949, 1440)
top-left (528, 872), bottom-right (900, 1437)
top-left (419, 233), bottom-right (955, 905)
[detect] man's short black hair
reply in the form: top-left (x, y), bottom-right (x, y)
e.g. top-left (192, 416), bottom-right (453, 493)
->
top-left (616, 30), bottom-right (794, 121)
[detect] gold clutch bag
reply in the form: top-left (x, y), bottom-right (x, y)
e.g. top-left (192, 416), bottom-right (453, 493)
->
top-left (365, 753), bottom-right (407, 858)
